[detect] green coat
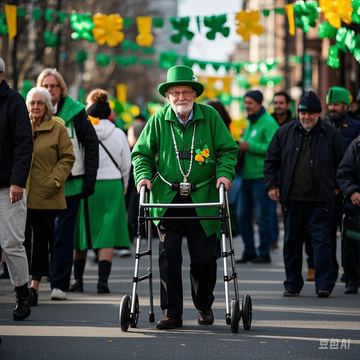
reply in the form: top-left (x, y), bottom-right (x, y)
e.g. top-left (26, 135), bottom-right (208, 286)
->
top-left (242, 110), bottom-right (279, 180)
top-left (131, 102), bottom-right (238, 236)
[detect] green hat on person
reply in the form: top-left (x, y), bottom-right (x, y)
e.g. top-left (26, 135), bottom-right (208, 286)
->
top-left (326, 86), bottom-right (350, 105)
top-left (158, 65), bottom-right (204, 98)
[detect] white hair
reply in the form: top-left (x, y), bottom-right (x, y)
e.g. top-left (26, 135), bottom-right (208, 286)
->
top-left (26, 87), bottom-right (54, 121)
top-left (0, 58), bottom-right (5, 73)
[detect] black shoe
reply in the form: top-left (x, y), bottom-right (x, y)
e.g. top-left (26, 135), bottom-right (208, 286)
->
top-left (270, 241), bottom-right (279, 250)
top-left (29, 287), bottom-right (38, 307)
top-left (317, 290), bottom-right (330, 298)
top-left (235, 254), bottom-right (257, 264)
top-left (198, 309), bottom-right (214, 325)
top-left (97, 282), bottom-right (110, 294)
top-left (283, 289), bottom-right (299, 297)
top-left (251, 256), bottom-right (271, 264)
top-left (13, 290), bottom-right (34, 321)
top-left (156, 317), bottom-right (183, 330)
top-left (344, 284), bottom-right (359, 294)
top-left (69, 280), bottom-right (84, 293)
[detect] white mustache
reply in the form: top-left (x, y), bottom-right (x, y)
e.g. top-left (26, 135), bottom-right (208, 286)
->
top-left (176, 101), bottom-right (189, 105)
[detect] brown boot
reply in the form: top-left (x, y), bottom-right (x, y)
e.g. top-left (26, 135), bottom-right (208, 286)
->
top-left (306, 268), bottom-right (315, 281)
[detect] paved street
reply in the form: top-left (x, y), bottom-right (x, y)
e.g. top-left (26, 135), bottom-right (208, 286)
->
top-left (1, 233), bottom-right (359, 359)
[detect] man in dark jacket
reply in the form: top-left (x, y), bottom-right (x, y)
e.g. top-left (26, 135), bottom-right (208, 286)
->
top-left (0, 58), bottom-right (34, 320)
top-left (264, 91), bottom-right (346, 298)
top-left (336, 138), bottom-right (360, 294)
top-left (325, 86), bottom-right (360, 282)
top-left (36, 69), bottom-right (99, 300)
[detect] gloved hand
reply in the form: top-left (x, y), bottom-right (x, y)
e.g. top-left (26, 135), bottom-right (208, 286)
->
top-left (82, 187), bottom-right (95, 198)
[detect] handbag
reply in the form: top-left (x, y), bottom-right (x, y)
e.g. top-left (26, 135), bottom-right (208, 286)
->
top-left (344, 208), bottom-right (360, 243)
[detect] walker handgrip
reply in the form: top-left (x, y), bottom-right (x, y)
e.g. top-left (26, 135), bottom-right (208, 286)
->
top-left (139, 183), bottom-right (225, 209)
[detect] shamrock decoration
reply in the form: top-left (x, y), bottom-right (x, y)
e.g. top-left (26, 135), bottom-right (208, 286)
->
top-left (353, 0), bottom-right (360, 23)
top-left (203, 15), bottom-right (230, 40)
top-left (318, 22), bottom-right (337, 39)
top-left (93, 13), bottom-right (124, 47)
top-left (235, 10), bottom-right (264, 42)
top-left (336, 27), bottom-right (356, 52)
top-left (159, 50), bottom-right (179, 68)
top-left (195, 140), bottom-right (214, 165)
top-left (70, 13), bottom-right (94, 42)
top-left (319, 0), bottom-right (352, 29)
top-left (169, 17), bottom-right (194, 44)
top-left (327, 45), bottom-right (340, 68)
top-left (44, 31), bottom-right (60, 47)
top-left (293, 1), bottom-right (319, 33)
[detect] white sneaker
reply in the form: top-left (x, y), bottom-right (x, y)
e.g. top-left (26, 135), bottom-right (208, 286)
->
top-left (51, 288), bottom-right (67, 300)
top-left (117, 249), bottom-right (131, 257)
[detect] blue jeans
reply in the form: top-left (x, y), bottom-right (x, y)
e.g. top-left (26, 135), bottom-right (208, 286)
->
top-left (51, 195), bottom-right (81, 292)
top-left (239, 178), bottom-right (271, 257)
top-left (282, 201), bottom-right (335, 294)
top-left (227, 171), bottom-right (242, 233)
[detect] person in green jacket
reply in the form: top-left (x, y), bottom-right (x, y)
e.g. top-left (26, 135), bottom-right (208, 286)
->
top-left (236, 90), bottom-right (279, 264)
top-left (131, 65), bottom-right (238, 330)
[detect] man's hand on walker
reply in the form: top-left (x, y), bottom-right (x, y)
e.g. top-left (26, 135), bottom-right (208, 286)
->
top-left (137, 178), bottom-right (151, 193)
top-left (216, 177), bottom-right (232, 191)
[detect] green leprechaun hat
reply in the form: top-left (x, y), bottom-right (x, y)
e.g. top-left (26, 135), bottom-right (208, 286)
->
top-left (158, 65), bottom-right (204, 98)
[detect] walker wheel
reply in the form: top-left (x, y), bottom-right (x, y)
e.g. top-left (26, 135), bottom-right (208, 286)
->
top-left (119, 295), bottom-right (131, 332)
top-left (129, 294), bottom-right (139, 328)
top-left (242, 294), bottom-right (252, 330)
top-left (230, 299), bottom-right (240, 333)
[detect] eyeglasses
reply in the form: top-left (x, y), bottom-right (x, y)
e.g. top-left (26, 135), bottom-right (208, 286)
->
top-left (167, 90), bottom-right (194, 98)
top-left (29, 101), bottom-right (45, 107)
top-left (42, 84), bottom-right (60, 90)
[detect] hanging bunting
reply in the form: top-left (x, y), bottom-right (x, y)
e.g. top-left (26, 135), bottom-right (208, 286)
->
top-left (76, 50), bottom-right (88, 64)
top-left (284, 4), bottom-right (295, 36)
top-left (93, 13), bottom-right (124, 47)
top-left (152, 18), bottom-right (164, 28)
top-left (117, 84), bottom-right (127, 104)
top-left (136, 17), bottom-right (154, 47)
top-left (159, 50), bottom-right (179, 68)
top-left (5, 4), bottom-right (17, 40)
top-left (32, 9), bottom-right (42, 20)
top-left (169, 17), bottom-right (194, 44)
top-left (203, 15), bottom-right (230, 40)
top-left (0, 14), bottom-right (8, 34)
top-left (319, 0), bottom-right (352, 29)
top-left (234, 10), bottom-right (264, 42)
top-left (45, 9), bottom-right (55, 22)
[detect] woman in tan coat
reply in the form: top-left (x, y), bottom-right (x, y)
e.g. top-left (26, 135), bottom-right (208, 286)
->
top-left (25, 87), bottom-right (75, 305)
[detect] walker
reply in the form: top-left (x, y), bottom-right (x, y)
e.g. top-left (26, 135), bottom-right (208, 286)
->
top-left (119, 184), bottom-right (252, 333)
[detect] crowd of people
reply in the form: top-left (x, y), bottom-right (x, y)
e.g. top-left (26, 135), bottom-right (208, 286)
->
top-left (0, 60), bottom-right (359, 328)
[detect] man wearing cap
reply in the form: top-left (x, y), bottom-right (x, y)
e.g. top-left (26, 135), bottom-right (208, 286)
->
top-left (0, 57), bottom-right (34, 320)
top-left (264, 91), bottom-right (346, 298)
top-left (131, 65), bottom-right (238, 330)
top-left (236, 90), bottom-right (279, 264)
top-left (326, 86), bottom-right (360, 292)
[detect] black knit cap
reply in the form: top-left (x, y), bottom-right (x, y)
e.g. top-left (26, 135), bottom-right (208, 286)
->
top-left (87, 102), bottom-right (111, 119)
top-left (298, 90), bottom-right (322, 113)
top-left (244, 90), bottom-right (263, 104)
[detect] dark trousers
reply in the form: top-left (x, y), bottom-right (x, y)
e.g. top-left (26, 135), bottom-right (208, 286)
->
top-left (51, 195), bottom-right (81, 292)
top-left (157, 194), bottom-right (217, 318)
top-left (283, 201), bottom-right (335, 294)
top-left (27, 209), bottom-right (56, 278)
top-left (342, 205), bottom-right (360, 285)
top-left (304, 194), bottom-right (341, 280)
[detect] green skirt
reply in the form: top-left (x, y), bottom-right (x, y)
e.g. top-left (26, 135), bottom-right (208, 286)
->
top-left (74, 179), bottom-right (131, 250)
